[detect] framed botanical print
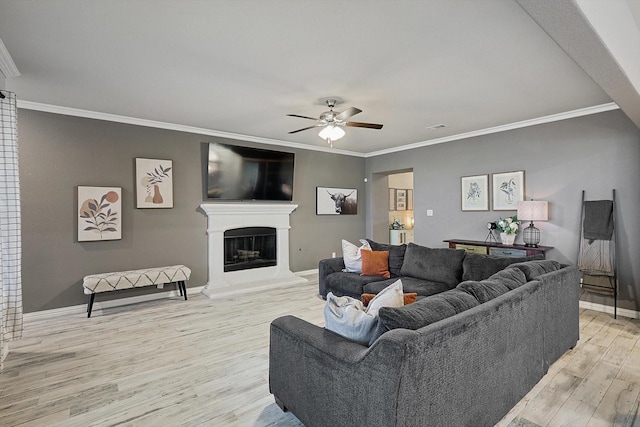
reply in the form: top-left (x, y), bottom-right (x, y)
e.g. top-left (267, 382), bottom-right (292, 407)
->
top-left (461, 174), bottom-right (489, 211)
top-left (492, 170), bottom-right (525, 211)
top-left (136, 158), bottom-right (173, 208)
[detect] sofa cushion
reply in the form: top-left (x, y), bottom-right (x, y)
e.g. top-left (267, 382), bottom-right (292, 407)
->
top-left (363, 276), bottom-right (451, 297)
top-left (507, 260), bottom-right (563, 281)
top-left (325, 272), bottom-right (389, 298)
top-left (378, 289), bottom-right (479, 331)
top-left (461, 252), bottom-right (544, 282)
top-left (457, 280), bottom-right (510, 303)
top-left (341, 239), bottom-right (371, 273)
top-left (324, 280), bottom-right (404, 345)
top-left (399, 243), bottom-right (465, 287)
top-left (360, 250), bottom-right (390, 278)
top-left (457, 267), bottom-right (529, 303)
top-left (366, 239), bottom-right (407, 277)
top-left (486, 268), bottom-right (528, 290)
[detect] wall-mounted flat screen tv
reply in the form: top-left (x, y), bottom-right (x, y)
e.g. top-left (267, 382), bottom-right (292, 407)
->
top-left (207, 142), bottom-right (295, 201)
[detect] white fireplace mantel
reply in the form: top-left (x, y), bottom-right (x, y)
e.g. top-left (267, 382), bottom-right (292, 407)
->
top-left (199, 202), bottom-right (307, 298)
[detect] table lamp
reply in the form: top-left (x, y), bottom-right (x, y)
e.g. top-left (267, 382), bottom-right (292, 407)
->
top-left (517, 200), bottom-right (549, 247)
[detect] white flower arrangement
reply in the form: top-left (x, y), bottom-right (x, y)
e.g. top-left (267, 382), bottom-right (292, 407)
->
top-left (496, 215), bottom-right (521, 235)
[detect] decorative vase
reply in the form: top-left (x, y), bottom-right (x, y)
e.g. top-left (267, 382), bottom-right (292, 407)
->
top-left (500, 232), bottom-right (515, 245)
top-left (152, 184), bottom-right (163, 204)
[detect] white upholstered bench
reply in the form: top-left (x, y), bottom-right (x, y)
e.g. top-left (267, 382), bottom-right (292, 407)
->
top-left (82, 265), bottom-right (191, 317)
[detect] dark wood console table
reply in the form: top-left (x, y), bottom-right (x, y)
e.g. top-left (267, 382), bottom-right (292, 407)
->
top-left (444, 239), bottom-right (552, 258)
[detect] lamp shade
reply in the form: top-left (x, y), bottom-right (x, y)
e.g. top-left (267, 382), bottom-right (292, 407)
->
top-left (517, 200), bottom-right (549, 221)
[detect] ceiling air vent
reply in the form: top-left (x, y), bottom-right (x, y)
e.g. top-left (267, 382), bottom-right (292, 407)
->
top-left (426, 124), bottom-right (447, 130)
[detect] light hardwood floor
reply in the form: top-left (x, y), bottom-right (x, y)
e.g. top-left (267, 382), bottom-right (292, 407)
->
top-left (1, 275), bottom-right (639, 427)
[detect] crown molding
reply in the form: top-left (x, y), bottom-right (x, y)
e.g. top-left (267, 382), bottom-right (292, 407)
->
top-left (16, 100), bottom-right (366, 158)
top-left (0, 39), bottom-right (20, 78)
top-left (16, 100), bottom-right (619, 158)
top-left (364, 102), bottom-right (620, 157)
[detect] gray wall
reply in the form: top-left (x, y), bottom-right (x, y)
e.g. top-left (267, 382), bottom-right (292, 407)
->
top-left (366, 109), bottom-right (640, 312)
top-left (18, 110), bottom-right (366, 312)
top-left (17, 108), bottom-right (640, 313)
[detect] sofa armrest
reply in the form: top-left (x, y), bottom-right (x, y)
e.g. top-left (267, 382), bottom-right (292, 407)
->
top-left (270, 315), bottom-right (369, 363)
top-left (318, 257), bottom-right (346, 298)
top-left (538, 265), bottom-right (581, 369)
top-left (269, 315), bottom-right (414, 426)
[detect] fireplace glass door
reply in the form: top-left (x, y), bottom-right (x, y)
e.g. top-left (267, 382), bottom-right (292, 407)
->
top-left (224, 227), bottom-right (277, 272)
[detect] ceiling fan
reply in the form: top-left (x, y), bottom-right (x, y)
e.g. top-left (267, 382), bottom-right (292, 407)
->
top-left (287, 98), bottom-right (383, 147)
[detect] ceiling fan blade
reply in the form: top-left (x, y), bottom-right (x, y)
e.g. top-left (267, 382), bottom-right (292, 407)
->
top-left (335, 107), bottom-right (362, 121)
top-left (288, 125), bottom-right (319, 134)
top-left (286, 114), bottom-right (318, 121)
top-left (345, 121), bottom-right (383, 130)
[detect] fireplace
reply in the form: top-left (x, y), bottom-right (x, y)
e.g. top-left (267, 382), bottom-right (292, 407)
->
top-left (224, 227), bottom-right (277, 272)
top-left (199, 203), bottom-right (307, 298)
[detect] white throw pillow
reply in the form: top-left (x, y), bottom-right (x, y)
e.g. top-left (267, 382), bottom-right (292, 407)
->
top-left (366, 279), bottom-right (405, 316)
top-left (342, 239), bottom-right (371, 273)
top-left (324, 279), bottom-right (404, 345)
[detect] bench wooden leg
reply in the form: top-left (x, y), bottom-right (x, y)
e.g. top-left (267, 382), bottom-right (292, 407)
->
top-left (87, 293), bottom-right (96, 318)
top-left (181, 281), bottom-right (187, 300)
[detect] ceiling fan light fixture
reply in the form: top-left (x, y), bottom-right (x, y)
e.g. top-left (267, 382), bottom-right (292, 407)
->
top-left (318, 125), bottom-right (345, 142)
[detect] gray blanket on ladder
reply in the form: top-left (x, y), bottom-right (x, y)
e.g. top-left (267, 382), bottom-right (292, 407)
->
top-left (583, 200), bottom-right (613, 242)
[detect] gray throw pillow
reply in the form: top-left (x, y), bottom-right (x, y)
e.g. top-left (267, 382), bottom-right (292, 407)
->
top-left (378, 289), bottom-right (479, 331)
top-left (461, 252), bottom-right (544, 282)
top-left (507, 260), bottom-right (562, 281)
top-left (399, 243), bottom-right (465, 286)
top-left (366, 239), bottom-right (407, 277)
top-left (457, 280), bottom-right (510, 303)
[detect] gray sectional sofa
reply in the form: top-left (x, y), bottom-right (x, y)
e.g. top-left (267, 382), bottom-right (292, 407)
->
top-left (270, 244), bottom-right (580, 427)
top-left (319, 240), bottom-right (542, 299)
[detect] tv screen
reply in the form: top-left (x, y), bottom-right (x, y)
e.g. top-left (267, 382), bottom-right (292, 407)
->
top-left (207, 143), bottom-right (295, 201)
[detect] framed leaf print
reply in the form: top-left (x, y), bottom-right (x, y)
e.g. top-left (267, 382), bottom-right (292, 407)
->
top-left (78, 186), bottom-right (122, 241)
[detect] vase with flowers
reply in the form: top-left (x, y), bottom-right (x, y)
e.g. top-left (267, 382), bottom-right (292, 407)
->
top-left (496, 215), bottom-right (521, 245)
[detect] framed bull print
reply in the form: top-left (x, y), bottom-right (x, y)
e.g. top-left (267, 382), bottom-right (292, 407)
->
top-left (316, 187), bottom-right (358, 215)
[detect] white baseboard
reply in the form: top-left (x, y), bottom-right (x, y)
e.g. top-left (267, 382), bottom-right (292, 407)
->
top-left (579, 300), bottom-right (640, 319)
top-left (24, 285), bottom-right (203, 320)
top-left (296, 268), bottom-right (318, 277)
top-left (26, 274), bottom-right (636, 322)
top-left (24, 270), bottom-right (317, 320)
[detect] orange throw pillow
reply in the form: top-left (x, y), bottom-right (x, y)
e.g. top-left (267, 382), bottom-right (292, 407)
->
top-left (403, 293), bottom-right (418, 305)
top-left (362, 292), bottom-right (418, 307)
top-left (360, 250), bottom-right (390, 278)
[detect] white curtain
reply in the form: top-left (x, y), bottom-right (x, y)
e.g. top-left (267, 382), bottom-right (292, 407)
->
top-left (0, 90), bottom-right (22, 367)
